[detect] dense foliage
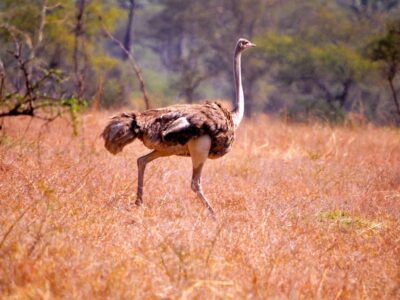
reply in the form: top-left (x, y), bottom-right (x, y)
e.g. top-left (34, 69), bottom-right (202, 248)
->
top-left (0, 0), bottom-right (400, 123)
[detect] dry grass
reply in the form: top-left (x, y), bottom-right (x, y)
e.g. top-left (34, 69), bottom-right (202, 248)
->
top-left (0, 112), bottom-right (399, 299)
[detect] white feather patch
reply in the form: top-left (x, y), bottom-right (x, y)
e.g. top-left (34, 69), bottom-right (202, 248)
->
top-left (162, 117), bottom-right (191, 137)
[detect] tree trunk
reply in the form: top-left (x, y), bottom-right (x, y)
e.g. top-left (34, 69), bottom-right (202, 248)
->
top-left (0, 59), bottom-right (4, 100)
top-left (123, 0), bottom-right (136, 60)
top-left (122, 0), bottom-right (136, 104)
top-left (184, 87), bottom-right (194, 104)
top-left (337, 79), bottom-right (352, 108)
top-left (73, 0), bottom-right (86, 100)
top-left (388, 77), bottom-right (400, 117)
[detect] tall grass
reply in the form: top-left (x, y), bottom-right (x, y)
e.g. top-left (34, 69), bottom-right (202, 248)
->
top-left (0, 113), bottom-right (399, 299)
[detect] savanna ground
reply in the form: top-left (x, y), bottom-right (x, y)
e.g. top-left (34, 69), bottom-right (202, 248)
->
top-left (0, 111), bottom-right (399, 299)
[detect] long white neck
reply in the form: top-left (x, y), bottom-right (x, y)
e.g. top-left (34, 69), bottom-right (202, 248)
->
top-left (232, 48), bottom-right (244, 129)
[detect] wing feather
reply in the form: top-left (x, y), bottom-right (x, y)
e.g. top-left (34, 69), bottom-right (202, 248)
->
top-left (137, 102), bottom-right (234, 152)
top-left (162, 117), bottom-right (191, 138)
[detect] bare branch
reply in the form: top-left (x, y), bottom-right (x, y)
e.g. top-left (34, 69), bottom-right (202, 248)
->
top-left (33, 0), bottom-right (48, 53)
top-left (0, 24), bottom-right (33, 51)
top-left (99, 17), bottom-right (151, 109)
top-left (0, 2), bottom-right (72, 124)
top-left (0, 108), bottom-right (33, 118)
top-left (13, 41), bottom-right (35, 112)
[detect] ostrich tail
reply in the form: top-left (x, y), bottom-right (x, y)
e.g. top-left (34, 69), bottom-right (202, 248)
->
top-left (101, 112), bottom-right (138, 154)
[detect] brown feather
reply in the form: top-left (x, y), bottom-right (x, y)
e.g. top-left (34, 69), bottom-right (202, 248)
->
top-left (101, 101), bottom-right (235, 158)
top-left (135, 101), bottom-right (235, 158)
top-left (101, 112), bottom-right (139, 154)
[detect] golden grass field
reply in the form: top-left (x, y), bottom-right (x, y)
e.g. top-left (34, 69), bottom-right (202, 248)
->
top-left (0, 112), bottom-right (399, 299)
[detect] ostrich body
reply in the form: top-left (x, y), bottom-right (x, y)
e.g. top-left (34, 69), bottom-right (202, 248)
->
top-left (101, 38), bottom-right (255, 215)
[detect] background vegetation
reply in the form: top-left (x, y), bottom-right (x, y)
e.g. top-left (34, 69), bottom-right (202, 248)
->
top-left (0, 0), bottom-right (400, 124)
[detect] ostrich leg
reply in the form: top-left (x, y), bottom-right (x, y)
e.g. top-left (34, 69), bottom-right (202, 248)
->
top-left (188, 135), bottom-right (215, 216)
top-left (136, 150), bottom-right (164, 206)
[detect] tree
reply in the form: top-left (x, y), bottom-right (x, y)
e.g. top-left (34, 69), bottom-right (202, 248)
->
top-left (146, 0), bottom-right (218, 103)
top-left (0, 0), bottom-right (128, 121)
top-left (346, 0), bottom-right (400, 14)
top-left (0, 0), bottom-right (75, 120)
top-left (367, 19), bottom-right (400, 118)
top-left (257, 29), bottom-right (373, 121)
top-left (146, 0), bottom-right (272, 110)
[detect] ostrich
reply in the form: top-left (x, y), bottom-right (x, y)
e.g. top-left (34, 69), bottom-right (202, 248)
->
top-left (101, 38), bottom-right (255, 216)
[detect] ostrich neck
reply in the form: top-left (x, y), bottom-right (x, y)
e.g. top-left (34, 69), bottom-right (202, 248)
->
top-left (232, 49), bottom-right (244, 129)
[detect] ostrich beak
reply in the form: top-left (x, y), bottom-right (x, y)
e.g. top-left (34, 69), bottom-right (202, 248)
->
top-left (245, 42), bottom-right (256, 49)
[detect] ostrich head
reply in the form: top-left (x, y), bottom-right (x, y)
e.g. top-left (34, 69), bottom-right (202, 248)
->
top-left (236, 38), bottom-right (256, 53)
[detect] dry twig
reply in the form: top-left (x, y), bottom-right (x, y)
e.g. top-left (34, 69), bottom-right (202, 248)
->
top-left (99, 16), bottom-right (151, 109)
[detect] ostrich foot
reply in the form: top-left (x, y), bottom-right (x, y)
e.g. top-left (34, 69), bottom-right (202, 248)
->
top-left (135, 197), bottom-right (143, 206)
